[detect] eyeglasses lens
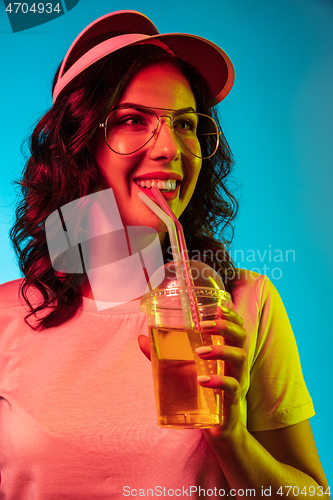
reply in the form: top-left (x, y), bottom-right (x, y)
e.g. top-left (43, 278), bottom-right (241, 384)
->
top-left (104, 107), bottom-right (219, 159)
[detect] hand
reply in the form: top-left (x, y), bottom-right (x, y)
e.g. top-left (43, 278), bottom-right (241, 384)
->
top-left (197, 306), bottom-right (247, 447)
top-left (137, 306), bottom-right (247, 445)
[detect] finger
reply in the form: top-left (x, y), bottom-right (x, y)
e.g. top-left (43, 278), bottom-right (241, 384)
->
top-left (196, 345), bottom-right (246, 367)
top-left (197, 374), bottom-right (240, 400)
top-left (196, 345), bottom-right (246, 383)
top-left (200, 319), bottom-right (247, 347)
top-left (138, 335), bottom-right (151, 361)
top-left (217, 306), bottom-right (244, 327)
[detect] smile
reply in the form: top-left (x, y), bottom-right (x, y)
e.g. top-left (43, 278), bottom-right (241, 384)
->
top-left (134, 179), bottom-right (177, 192)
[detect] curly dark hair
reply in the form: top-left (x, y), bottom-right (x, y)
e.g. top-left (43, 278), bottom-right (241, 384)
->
top-left (10, 43), bottom-right (238, 329)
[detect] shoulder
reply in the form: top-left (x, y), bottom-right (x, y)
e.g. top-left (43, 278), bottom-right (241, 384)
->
top-left (0, 279), bottom-right (46, 312)
top-left (0, 279), bottom-right (28, 342)
top-left (228, 268), bottom-right (273, 309)
top-left (0, 278), bottom-right (24, 310)
top-left (228, 269), bottom-right (287, 334)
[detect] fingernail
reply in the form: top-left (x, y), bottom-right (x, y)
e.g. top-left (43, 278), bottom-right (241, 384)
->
top-left (200, 321), bottom-right (216, 329)
top-left (196, 346), bottom-right (212, 355)
top-left (197, 375), bottom-right (211, 383)
top-left (220, 306), bottom-right (230, 314)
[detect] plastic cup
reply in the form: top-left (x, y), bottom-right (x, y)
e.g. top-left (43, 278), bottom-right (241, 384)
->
top-left (140, 260), bottom-right (232, 429)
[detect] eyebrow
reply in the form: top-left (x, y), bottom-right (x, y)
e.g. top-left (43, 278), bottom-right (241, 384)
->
top-left (113, 103), bottom-right (197, 114)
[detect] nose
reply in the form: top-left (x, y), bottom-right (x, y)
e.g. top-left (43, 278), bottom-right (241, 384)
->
top-left (148, 116), bottom-right (181, 162)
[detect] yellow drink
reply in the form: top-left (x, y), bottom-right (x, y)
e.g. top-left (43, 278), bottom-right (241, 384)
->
top-left (149, 326), bottom-right (224, 428)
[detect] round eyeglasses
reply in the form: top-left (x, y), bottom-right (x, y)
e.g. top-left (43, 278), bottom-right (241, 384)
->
top-left (99, 106), bottom-right (220, 160)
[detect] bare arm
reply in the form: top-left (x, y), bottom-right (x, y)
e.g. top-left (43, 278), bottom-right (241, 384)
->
top-left (205, 420), bottom-right (329, 500)
top-left (197, 307), bottom-right (329, 500)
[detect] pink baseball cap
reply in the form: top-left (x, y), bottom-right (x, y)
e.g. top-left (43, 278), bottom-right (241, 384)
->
top-left (53, 10), bottom-right (234, 106)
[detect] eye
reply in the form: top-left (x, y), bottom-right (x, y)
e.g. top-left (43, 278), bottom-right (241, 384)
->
top-left (118, 114), bottom-right (148, 128)
top-left (108, 108), bottom-right (154, 132)
top-left (173, 114), bottom-right (198, 134)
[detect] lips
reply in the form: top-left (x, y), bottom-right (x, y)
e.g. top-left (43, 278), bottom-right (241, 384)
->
top-left (134, 180), bottom-right (180, 201)
top-left (134, 171), bottom-right (182, 181)
top-left (133, 171), bottom-right (181, 200)
top-left (134, 179), bottom-right (177, 190)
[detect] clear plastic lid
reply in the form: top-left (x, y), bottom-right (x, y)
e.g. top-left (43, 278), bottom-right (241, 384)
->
top-left (140, 260), bottom-right (231, 312)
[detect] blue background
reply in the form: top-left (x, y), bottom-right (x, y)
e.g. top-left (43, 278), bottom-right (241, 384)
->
top-left (1, 0), bottom-right (332, 485)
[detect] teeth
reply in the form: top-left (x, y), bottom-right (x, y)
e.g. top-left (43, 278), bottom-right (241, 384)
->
top-left (136, 179), bottom-right (177, 191)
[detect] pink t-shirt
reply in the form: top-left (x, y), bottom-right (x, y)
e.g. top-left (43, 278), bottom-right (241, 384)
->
top-left (0, 273), bottom-right (314, 499)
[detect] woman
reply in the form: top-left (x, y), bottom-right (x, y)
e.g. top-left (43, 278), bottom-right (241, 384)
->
top-left (0, 10), bottom-right (328, 499)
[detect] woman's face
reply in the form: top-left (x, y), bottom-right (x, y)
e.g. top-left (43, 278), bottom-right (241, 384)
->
top-left (90, 63), bottom-right (202, 234)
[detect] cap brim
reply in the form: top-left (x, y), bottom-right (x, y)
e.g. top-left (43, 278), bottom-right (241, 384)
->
top-left (53, 10), bottom-right (234, 106)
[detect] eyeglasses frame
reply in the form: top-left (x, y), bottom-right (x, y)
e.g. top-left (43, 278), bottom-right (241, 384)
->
top-left (98, 105), bottom-right (221, 160)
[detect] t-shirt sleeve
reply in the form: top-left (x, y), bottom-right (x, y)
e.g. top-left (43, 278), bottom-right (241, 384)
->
top-left (246, 277), bottom-right (315, 432)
